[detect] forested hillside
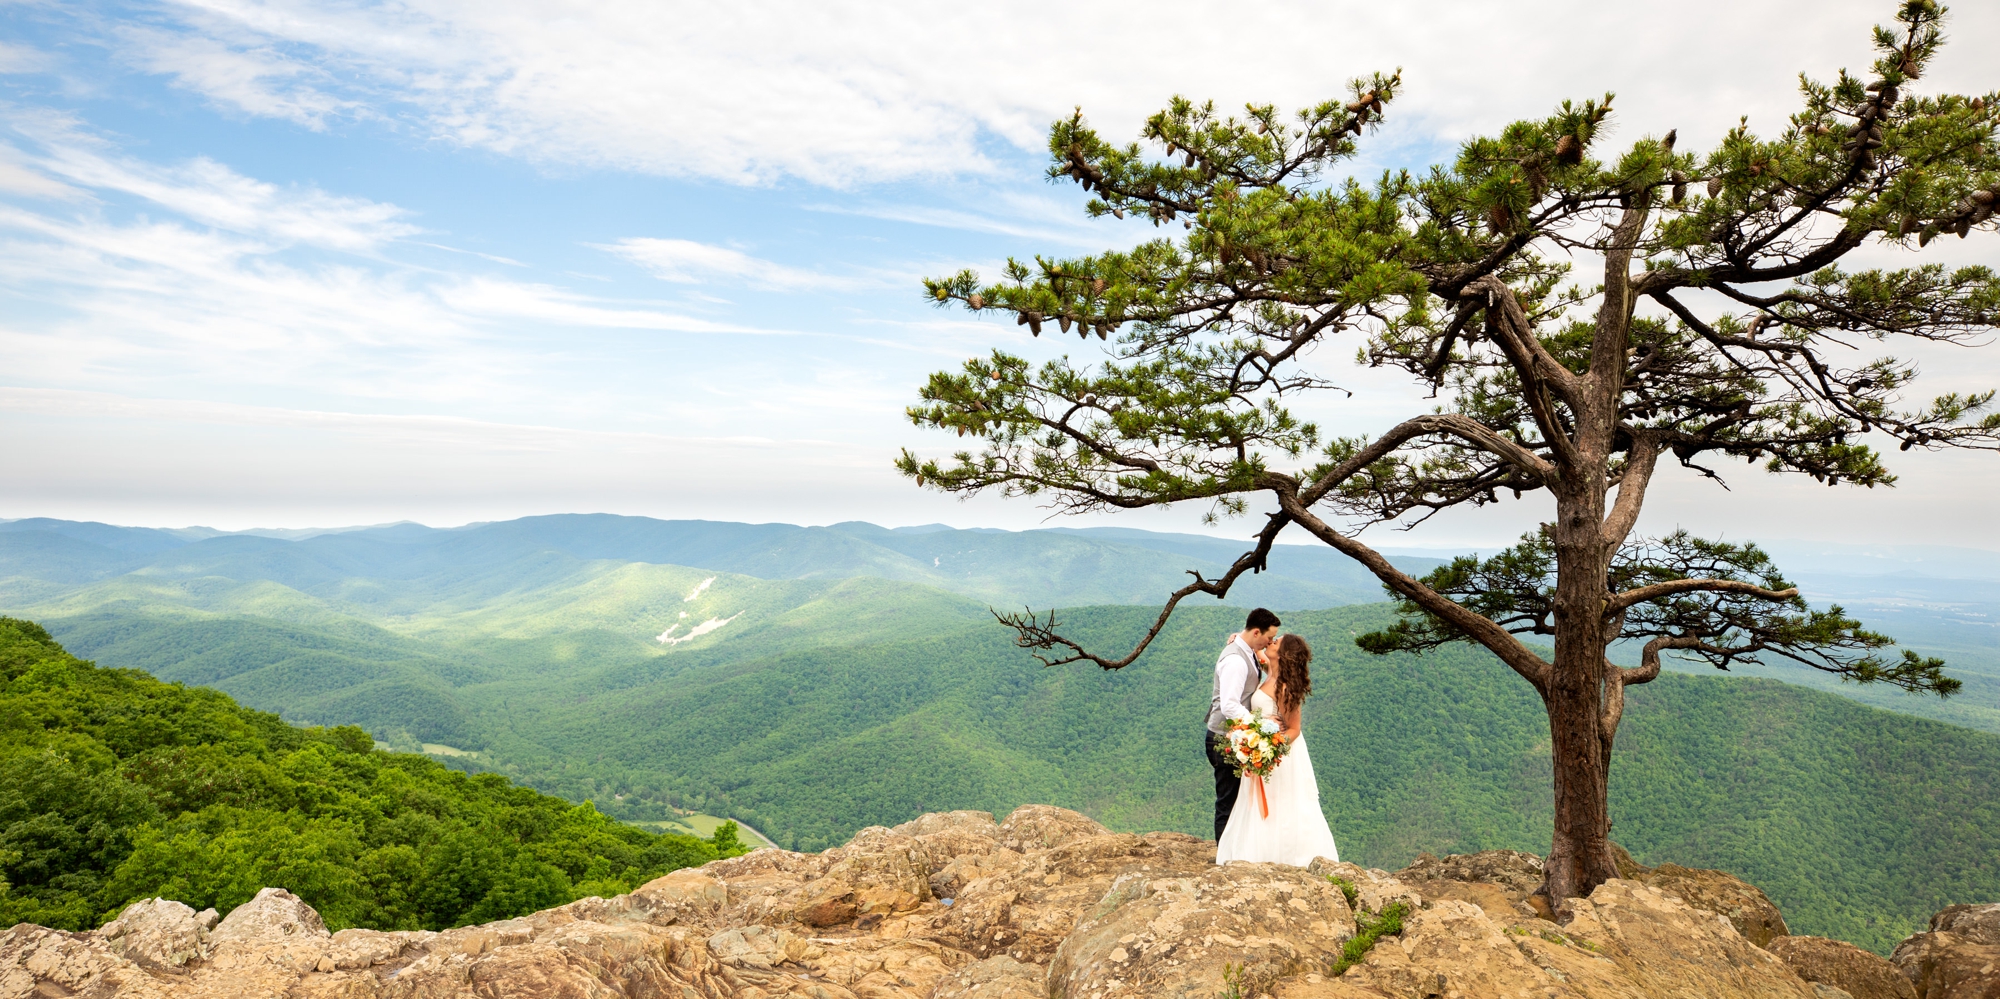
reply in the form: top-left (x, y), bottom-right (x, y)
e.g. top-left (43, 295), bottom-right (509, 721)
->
top-left (3, 516), bottom-right (1998, 952)
top-left (448, 600), bottom-right (1993, 954)
top-left (0, 617), bottom-right (743, 933)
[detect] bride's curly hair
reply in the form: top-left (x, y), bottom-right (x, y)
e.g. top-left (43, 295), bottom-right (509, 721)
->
top-left (1273, 634), bottom-right (1312, 715)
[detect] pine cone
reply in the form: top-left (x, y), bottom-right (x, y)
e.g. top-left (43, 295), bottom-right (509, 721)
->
top-left (1554, 135), bottom-right (1582, 165)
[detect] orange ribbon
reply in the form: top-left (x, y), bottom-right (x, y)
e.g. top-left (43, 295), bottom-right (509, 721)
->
top-left (1256, 776), bottom-right (1269, 818)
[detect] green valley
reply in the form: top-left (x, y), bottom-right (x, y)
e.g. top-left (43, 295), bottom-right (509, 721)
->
top-left (3, 515), bottom-right (1998, 953)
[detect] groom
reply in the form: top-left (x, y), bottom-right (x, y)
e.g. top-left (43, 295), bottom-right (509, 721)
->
top-left (1204, 608), bottom-right (1281, 840)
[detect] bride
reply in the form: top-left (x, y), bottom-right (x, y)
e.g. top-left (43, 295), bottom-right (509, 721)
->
top-left (1215, 633), bottom-right (1340, 866)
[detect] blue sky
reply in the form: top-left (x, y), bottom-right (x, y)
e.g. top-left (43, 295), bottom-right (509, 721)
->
top-left (3, 0), bottom-right (1999, 550)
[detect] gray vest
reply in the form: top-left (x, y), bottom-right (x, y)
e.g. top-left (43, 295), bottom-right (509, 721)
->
top-left (1205, 641), bottom-right (1261, 733)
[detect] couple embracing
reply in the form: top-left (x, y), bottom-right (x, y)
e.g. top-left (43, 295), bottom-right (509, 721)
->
top-left (1204, 608), bottom-right (1340, 865)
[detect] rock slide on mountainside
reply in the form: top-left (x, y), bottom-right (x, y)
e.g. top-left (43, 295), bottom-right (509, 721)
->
top-left (3, 804), bottom-right (1992, 998)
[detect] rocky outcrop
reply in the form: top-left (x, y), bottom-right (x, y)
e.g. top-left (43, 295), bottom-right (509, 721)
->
top-left (1609, 843), bottom-right (1792, 946)
top-left (1771, 934), bottom-right (1919, 999)
top-left (1048, 863), bottom-right (1356, 998)
top-left (97, 897), bottom-right (217, 971)
top-left (0, 804), bottom-right (1978, 999)
top-left (205, 886), bottom-right (333, 974)
top-left (1892, 902), bottom-right (2000, 999)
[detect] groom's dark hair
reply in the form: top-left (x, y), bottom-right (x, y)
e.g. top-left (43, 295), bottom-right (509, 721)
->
top-left (1245, 608), bottom-right (1281, 632)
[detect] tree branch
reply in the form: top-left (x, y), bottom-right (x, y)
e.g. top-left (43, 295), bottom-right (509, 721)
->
top-left (1299, 413), bottom-right (1554, 507)
top-left (1589, 204), bottom-right (1651, 387)
top-left (1465, 275), bottom-right (1583, 470)
top-left (1608, 577), bottom-right (1799, 613)
top-left (995, 511), bottom-right (1293, 669)
top-left (1601, 431), bottom-right (1661, 548)
top-left (1279, 494), bottom-right (1552, 691)
top-left (1601, 636), bottom-right (1688, 740)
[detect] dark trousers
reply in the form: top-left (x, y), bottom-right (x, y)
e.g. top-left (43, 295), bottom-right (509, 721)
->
top-left (1205, 729), bottom-right (1238, 841)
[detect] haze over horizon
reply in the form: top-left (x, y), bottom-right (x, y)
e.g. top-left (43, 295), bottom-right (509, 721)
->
top-left (5, 1), bottom-right (2000, 547)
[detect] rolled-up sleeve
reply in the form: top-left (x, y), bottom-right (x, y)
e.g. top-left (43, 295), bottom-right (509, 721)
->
top-left (1216, 647), bottom-right (1253, 723)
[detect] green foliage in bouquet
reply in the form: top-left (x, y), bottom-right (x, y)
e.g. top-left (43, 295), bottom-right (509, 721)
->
top-left (0, 617), bottom-right (745, 933)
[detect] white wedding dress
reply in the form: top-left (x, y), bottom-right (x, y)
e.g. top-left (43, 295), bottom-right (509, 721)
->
top-left (1215, 688), bottom-right (1340, 866)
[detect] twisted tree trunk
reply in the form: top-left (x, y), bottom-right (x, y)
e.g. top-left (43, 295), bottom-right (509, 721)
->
top-left (1541, 501), bottom-right (1621, 906)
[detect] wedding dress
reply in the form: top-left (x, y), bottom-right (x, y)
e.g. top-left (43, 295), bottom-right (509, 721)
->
top-left (1215, 688), bottom-right (1340, 866)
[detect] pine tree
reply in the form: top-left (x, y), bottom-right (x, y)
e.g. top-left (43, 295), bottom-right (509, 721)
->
top-left (902, 1), bottom-right (1997, 908)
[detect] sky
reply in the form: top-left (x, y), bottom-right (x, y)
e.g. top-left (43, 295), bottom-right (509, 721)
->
top-left (2, 0), bottom-right (1999, 551)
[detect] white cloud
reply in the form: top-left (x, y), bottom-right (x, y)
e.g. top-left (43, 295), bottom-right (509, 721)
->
top-left (100, 1), bottom-right (2000, 185)
top-left (0, 145), bottom-right (80, 200)
top-left (434, 276), bottom-right (795, 333)
top-left (597, 237), bottom-right (855, 290)
top-left (0, 42), bottom-right (57, 75)
top-left (119, 24), bottom-right (361, 128)
top-left (6, 117), bottom-right (419, 250)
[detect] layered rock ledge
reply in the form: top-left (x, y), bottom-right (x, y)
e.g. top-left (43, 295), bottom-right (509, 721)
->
top-left (0, 805), bottom-right (1987, 998)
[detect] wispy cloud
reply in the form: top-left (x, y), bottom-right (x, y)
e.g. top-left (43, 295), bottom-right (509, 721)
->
top-left (596, 237), bottom-right (858, 291)
top-left (802, 202), bottom-right (1091, 244)
top-left (81, 0), bottom-right (2000, 186)
top-left (117, 24), bottom-right (362, 129)
top-left (7, 111), bottom-right (418, 250)
top-left (436, 277), bottom-right (796, 333)
top-left (0, 41), bottom-right (57, 75)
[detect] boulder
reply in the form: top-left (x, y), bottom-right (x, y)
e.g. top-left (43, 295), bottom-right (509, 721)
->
top-left (628, 866), bottom-right (730, 926)
top-left (95, 897), bottom-right (216, 971)
top-left (1549, 878), bottom-right (1809, 996)
top-left (1327, 878), bottom-right (1819, 999)
top-left (788, 834), bottom-right (935, 927)
top-left (0, 924), bottom-right (154, 998)
top-left (887, 809), bottom-right (1018, 900)
top-left (693, 845), bottom-right (832, 927)
top-left (323, 927), bottom-right (428, 971)
top-left (206, 886), bottom-right (333, 973)
top-left (1396, 848), bottom-right (1548, 898)
top-left (1629, 861), bottom-right (1791, 947)
top-left (998, 803), bottom-right (1111, 850)
top-left (1309, 858), bottom-right (1426, 915)
top-left (1770, 935), bottom-right (1918, 999)
top-left (1048, 862), bottom-right (1357, 998)
top-left (929, 829), bottom-right (1212, 962)
top-left (1891, 902), bottom-right (2000, 999)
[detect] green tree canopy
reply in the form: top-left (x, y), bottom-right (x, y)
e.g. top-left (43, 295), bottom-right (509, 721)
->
top-left (0, 617), bottom-right (744, 932)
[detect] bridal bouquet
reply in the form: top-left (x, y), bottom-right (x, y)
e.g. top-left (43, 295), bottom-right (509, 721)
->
top-left (1223, 710), bottom-right (1291, 817)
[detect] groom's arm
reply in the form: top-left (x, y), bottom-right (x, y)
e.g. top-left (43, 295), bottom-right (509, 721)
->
top-left (1216, 650), bottom-right (1253, 724)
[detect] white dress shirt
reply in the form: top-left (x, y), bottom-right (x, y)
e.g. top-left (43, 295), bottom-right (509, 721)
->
top-left (1215, 637), bottom-right (1261, 724)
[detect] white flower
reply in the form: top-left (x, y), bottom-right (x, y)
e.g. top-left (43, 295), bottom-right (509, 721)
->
top-left (1259, 718), bottom-right (1280, 734)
